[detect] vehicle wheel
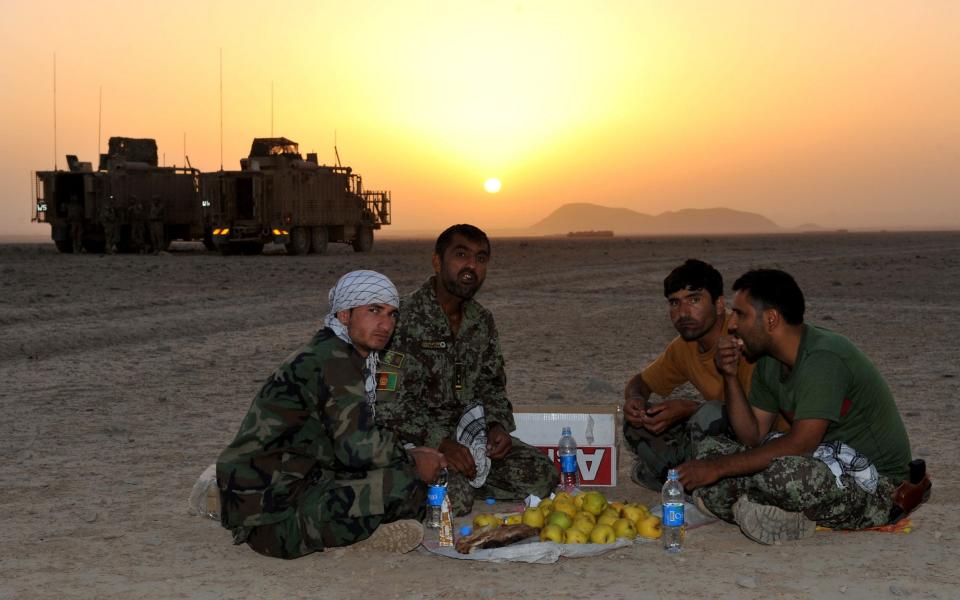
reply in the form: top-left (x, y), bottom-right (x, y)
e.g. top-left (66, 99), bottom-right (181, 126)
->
top-left (82, 239), bottom-right (106, 254)
top-left (352, 226), bottom-right (374, 253)
top-left (310, 227), bottom-right (329, 254)
top-left (286, 227), bottom-right (310, 255)
top-left (54, 239), bottom-right (73, 253)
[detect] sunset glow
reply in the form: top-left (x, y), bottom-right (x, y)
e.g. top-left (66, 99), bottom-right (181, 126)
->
top-left (1, 1), bottom-right (958, 235)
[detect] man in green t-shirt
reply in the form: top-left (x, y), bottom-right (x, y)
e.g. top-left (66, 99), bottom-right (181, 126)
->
top-left (676, 268), bottom-right (912, 544)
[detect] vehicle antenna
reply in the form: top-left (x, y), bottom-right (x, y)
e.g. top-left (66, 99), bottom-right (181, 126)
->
top-left (53, 52), bottom-right (57, 170)
top-left (271, 81), bottom-right (274, 137)
top-left (219, 48), bottom-right (224, 171)
top-left (183, 132), bottom-right (187, 168)
top-left (97, 85), bottom-right (102, 169)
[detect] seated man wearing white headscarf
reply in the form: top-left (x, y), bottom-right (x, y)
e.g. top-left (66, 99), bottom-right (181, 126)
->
top-left (216, 270), bottom-right (447, 558)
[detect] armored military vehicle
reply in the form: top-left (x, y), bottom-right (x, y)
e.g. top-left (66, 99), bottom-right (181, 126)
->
top-left (33, 137), bottom-right (210, 253)
top-left (202, 137), bottom-right (391, 255)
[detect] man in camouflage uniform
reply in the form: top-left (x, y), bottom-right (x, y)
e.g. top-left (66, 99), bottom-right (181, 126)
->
top-left (376, 224), bottom-right (558, 516)
top-left (623, 259), bottom-right (754, 491)
top-left (217, 270), bottom-right (446, 559)
top-left (147, 194), bottom-right (165, 253)
top-left (676, 269), bottom-right (912, 544)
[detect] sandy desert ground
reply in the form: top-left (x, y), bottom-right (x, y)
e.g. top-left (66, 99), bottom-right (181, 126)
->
top-left (1, 231), bottom-right (958, 600)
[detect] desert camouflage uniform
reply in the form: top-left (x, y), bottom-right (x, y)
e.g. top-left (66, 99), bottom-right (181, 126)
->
top-left (625, 401), bottom-right (732, 491)
top-left (692, 432), bottom-right (896, 529)
top-left (375, 277), bottom-right (558, 515)
top-left (216, 328), bottom-right (425, 559)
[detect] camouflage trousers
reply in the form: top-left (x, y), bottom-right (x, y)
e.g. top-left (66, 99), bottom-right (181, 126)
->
top-left (623, 401), bottom-right (730, 491)
top-left (693, 434), bottom-right (896, 530)
top-left (244, 463), bottom-right (425, 559)
top-left (447, 437), bottom-right (559, 516)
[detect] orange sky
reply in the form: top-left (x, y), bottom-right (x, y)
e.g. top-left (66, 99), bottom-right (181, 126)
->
top-left (1, 0), bottom-right (958, 236)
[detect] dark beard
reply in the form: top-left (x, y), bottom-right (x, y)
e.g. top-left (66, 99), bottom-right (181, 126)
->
top-left (675, 314), bottom-right (715, 342)
top-left (678, 326), bottom-right (707, 342)
top-left (442, 272), bottom-right (481, 300)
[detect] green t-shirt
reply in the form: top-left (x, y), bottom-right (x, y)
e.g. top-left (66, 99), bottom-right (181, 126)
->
top-left (749, 325), bottom-right (911, 481)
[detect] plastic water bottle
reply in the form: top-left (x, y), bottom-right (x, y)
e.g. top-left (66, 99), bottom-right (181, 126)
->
top-left (662, 468), bottom-right (684, 553)
top-left (557, 427), bottom-right (580, 492)
top-left (426, 468), bottom-right (448, 528)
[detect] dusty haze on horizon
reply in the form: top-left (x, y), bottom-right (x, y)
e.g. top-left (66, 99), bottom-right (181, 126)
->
top-left (1, 1), bottom-right (958, 237)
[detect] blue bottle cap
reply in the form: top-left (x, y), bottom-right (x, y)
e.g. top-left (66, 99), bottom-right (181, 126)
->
top-left (459, 525), bottom-right (473, 536)
top-left (485, 498), bottom-right (496, 505)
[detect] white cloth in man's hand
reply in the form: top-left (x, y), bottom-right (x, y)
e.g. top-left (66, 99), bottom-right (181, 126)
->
top-left (457, 404), bottom-right (491, 488)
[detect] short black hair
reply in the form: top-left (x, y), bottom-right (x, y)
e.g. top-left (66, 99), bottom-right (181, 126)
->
top-left (732, 269), bottom-right (805, 325)
top-left (663, 259), bottom-right (723, 302)
top-left (434, 224), bottom-right (490, 257)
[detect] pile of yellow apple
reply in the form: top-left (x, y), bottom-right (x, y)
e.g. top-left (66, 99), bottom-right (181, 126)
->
top-left (472, 491), bottom-right (663, 545)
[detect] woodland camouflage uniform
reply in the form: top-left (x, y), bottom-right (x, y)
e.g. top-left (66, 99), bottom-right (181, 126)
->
top-left (216, 328), bottom-right (424, 559)
top-left (375, 276), bottom-right (558, 515)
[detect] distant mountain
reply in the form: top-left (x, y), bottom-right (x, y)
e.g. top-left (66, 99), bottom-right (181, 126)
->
top-left (528, 203), bottom-right (801, 235)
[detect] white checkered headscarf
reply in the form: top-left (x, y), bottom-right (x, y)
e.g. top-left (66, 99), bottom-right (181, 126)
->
top-left (323, 270), bottom-right (399, 416)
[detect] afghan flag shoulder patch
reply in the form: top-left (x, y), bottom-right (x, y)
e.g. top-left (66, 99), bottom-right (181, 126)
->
top-left (376, 371), bottom-right (399, 391)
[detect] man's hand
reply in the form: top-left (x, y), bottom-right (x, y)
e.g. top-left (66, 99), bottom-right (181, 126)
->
top-left (623, 373), bottom-right (652, 426)
top-left (714, 334), bottom-right (742, 378)
top-left (675, 458), bottom-right (723, 490)
top-left (623, 395), bottom-right (647, 426)
top-left (408, 446), bottom-right (448, 483)
top-left (639, 399), bottom-right (700, 435)
top-left (486, 423), bottom-right (512, 460)
top-left (438, 438), bottom-right (477, 479)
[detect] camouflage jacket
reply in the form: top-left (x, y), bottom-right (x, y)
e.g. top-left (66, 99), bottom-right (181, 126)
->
top-left (375, 276), bottom-right (516, 448)
top-left (217, 328), bottom-right (411, 531)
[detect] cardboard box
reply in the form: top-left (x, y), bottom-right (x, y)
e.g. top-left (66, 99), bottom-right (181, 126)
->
top-left (513, 405), bottom-right (619, 487)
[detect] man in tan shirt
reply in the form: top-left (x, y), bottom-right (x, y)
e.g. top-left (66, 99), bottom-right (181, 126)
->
top-left (623, 259), bottom-right (754, 490)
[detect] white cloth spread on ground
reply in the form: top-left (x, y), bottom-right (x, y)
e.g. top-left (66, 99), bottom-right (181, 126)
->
top-left (322, 270), bottom-right (399, 418)
top-left (457, 404), bottom-right (491, 488)
top-left (762, 431), bottom-right (879, 493)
